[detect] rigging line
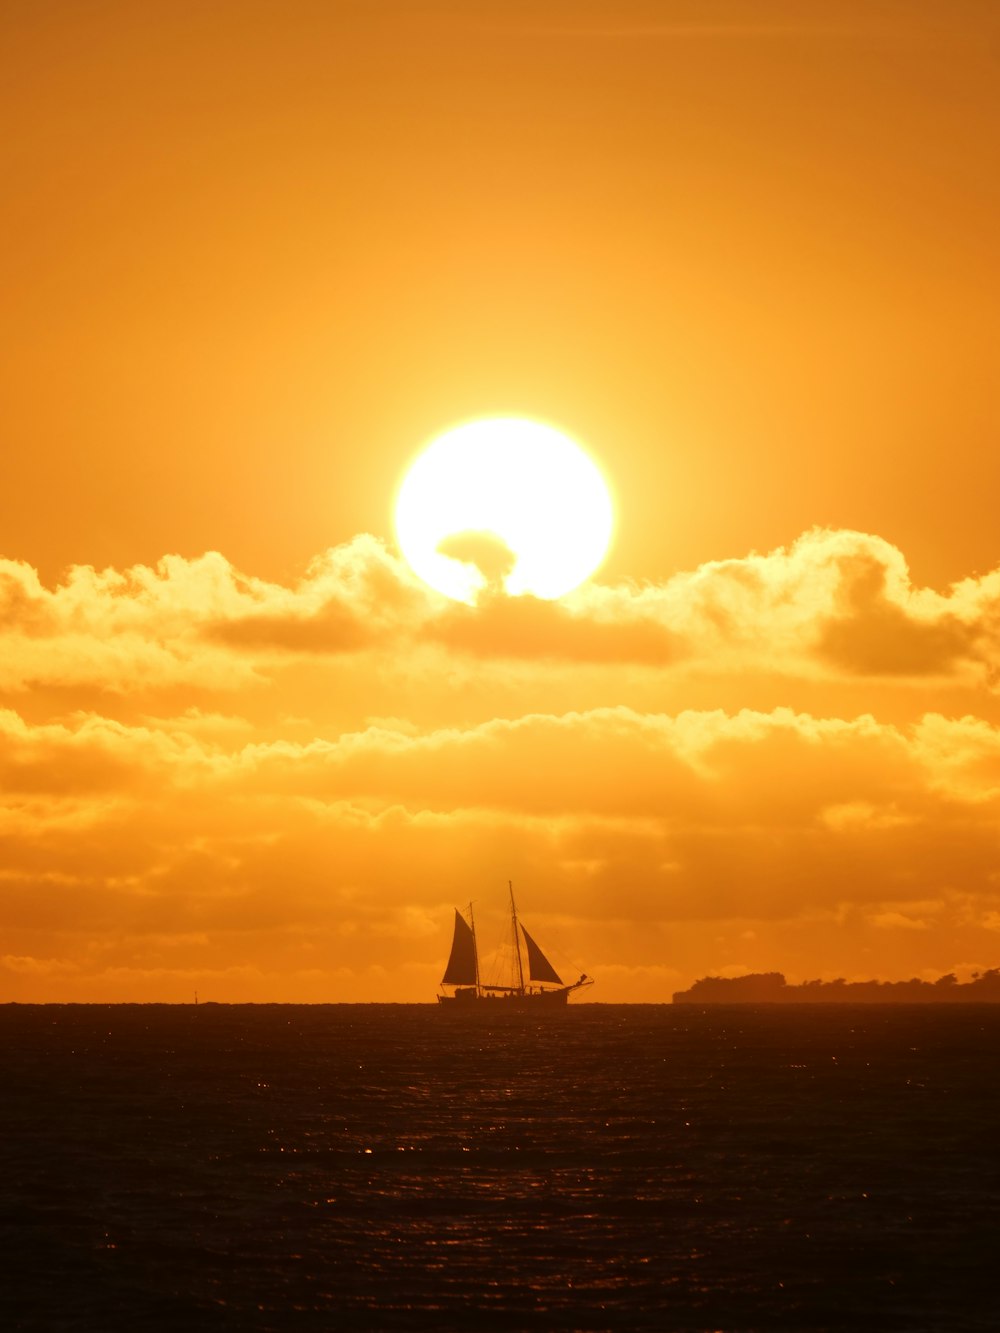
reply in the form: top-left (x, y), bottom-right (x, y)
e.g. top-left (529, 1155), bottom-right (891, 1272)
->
top-left (533, 932), bottom-right (590, 981)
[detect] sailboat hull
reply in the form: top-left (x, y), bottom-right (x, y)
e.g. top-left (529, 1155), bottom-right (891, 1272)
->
top-left (437, 986), bottom-right (576, 1008)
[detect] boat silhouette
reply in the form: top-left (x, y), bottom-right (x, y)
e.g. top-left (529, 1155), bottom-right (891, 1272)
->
top-left (438, 883), bottom-right (593, 1007)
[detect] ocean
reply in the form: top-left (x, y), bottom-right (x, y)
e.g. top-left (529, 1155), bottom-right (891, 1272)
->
top-left (1, 1004), bottom-right (997, 1331)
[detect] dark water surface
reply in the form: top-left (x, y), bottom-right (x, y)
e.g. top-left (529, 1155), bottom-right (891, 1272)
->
top-left (1, 1004), bottom-right (998, 1331)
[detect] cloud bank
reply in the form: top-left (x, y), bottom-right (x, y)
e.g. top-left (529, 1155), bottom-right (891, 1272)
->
top-left (2, 526), bottom-right (1000, 1000)
top-left (1, 527), bottom-right (998, 691)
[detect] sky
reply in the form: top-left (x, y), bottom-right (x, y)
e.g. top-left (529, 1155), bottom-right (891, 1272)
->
top-left (1, 0), bottom-right (999, 1001)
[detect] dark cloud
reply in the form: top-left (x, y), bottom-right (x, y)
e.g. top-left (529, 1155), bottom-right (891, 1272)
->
top-left (816, 553), bottom-right (974, 676)
top-left (206, 598), bottom-right (375, 655)
top-left (436, 530), bottom-right (517, 592)
top-left (433, 592), bottom-right (682, 663)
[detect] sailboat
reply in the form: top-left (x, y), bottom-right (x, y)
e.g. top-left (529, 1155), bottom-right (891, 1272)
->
top-left (438, 884), bottom-right (593, 1007)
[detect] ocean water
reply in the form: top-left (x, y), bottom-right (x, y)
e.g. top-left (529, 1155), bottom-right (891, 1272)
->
top-left (1, 1004), bottom-right (998, 1331)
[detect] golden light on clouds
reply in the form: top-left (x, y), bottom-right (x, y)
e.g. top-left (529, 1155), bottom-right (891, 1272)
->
top-left (3, 523), bottom-right (1000, 1002)
top-left (1, 1), bottom-right (998, 1002)
top-left (394, 419), bottom-right (614, 604)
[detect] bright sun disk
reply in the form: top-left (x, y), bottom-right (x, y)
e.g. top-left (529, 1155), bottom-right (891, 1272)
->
top-left (394, 418), bottom-right (614, 604)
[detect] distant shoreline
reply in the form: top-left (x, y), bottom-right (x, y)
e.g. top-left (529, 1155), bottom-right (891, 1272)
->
top-left (673, 970), bottom-right (1000, 1004)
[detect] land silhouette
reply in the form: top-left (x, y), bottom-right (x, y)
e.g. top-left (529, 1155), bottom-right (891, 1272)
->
top-left (673, 969), bottom-right (1000, 1004)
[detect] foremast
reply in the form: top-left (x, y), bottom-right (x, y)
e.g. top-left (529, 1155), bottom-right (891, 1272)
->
top-left (440, 903), bottom-right (480, 996)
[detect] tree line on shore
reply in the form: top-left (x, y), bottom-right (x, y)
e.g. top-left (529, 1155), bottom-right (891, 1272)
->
top-left (672, 969), bottom-right (1000, 1003)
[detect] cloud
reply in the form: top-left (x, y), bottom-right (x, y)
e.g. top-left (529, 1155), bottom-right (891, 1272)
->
top-left (3, 524), bottom-right (1000, 998)
top-left (815, 548), bottom-right (973, 676)
top-left (869, 911), bottom-right (930, 930)
top-left (0, 708), bottom-right (215, 795)
top-left (3, 699), bottom-right (1000, 837)
top-left (570, 528), bottom-right (993, 682)
top-left (1, 527), bottom-right (999, 693)
top-left (2, 699), bottom-right (1000, 991)
top-left (0, 953), bottom-right (78, 976)
top-left (431, 592), bottom-right (682, 663)
top-left (0, 537), bottom-right (434, 690)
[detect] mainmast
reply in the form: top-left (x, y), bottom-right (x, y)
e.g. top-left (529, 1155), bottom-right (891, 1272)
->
top-left (469, 901), bottom-right (481, 995)
top-left (509, 881), bottom-right (525, 995)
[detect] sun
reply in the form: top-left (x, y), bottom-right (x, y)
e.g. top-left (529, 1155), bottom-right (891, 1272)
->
top-left (394, 418), bottom-right (614, 604)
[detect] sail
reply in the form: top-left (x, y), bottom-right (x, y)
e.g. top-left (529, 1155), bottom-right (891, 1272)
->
top-left (442, 909), bottom-right (477, 985)
top-left (520, 925), bottom-right (563, 985)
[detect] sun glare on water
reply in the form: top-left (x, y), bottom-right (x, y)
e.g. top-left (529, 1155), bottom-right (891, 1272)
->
top-left (394, 418), bottom-right (614, 604)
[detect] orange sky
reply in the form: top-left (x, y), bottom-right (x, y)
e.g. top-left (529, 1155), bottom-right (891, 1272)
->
top-left (2, 0), bottom-right (999, 1001)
